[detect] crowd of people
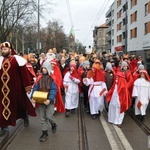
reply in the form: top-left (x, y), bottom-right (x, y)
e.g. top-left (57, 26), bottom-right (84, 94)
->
top-left (0, 41), bottom-right (150, 142)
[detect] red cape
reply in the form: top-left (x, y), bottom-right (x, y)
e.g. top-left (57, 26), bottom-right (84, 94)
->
top-left (106, 71), bottom-right (131, 113)
top-left (50, 73), bottom-right (65, 113)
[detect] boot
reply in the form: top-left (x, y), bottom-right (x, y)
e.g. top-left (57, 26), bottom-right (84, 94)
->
top-left (65, 109), bottom-right (70, 117)
top-left (24, 118), bottom-right (29, 127)
top-left (141, 115), bottom-right (145, 122)
top-left (51, 123), bottom-right (57, 133)
top-left (0, 127), bottom-right (9, 137)
top-left (24, 111), bottom-right (29, 127)
top-left (136, 115), bottom-right (141, 121)
top-left (71, 109), bottom-right (75, 114)
top-left (39, 130), bottom-right (48, 142)
top-left (91, 114), bottom-right (97, 120)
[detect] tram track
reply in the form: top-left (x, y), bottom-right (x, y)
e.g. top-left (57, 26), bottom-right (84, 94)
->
top-left (127, 108), bottom-right (150, 136)
top-left (1, 94), bottom-right (89, 150)
top-left (0, 120), bottom-right (23, 150)
top-left (78, 93), bottom-right (89, 150)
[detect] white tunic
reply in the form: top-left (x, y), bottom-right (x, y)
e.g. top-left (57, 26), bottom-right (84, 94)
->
top-left (83, 78), bottom-right (107, 115)
top-left (132, 78), bottom-right (150, 115)
top-left (63, 72), bottom-right (80, 109)
top-left (108, 84), bottom-right (124, 125)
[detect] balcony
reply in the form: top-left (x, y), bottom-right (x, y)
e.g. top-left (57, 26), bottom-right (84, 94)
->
top-left (106, 17), bottom-right (112, 25)
top-left (106, 26), bottom-right (111, 33)
top-left (106, 36), bottom-right (111, 42)
top-left (106, 9), bottom-right (111, 18)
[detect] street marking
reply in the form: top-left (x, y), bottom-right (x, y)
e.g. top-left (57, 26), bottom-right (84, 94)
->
top-left (113, 125), bottom-right (133, 150)
top-left (100, 114), bottom-right (120, 150)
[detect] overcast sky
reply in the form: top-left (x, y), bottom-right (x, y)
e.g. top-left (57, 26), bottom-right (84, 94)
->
top-left (41, 0), bottom-right (114, 50)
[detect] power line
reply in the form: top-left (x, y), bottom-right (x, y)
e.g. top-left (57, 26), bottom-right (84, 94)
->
top-left (66, 0), bottom-right (74, 28)
top-left (83, 0), bottom-right (110, 45)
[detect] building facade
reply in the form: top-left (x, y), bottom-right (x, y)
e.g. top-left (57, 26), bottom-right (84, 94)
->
top-left (105, 0), bottom-right (150, 62)
top-left (93, 24), bottom-right (108, 53)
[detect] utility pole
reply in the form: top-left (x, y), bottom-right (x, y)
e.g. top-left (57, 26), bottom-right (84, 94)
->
top-left (37, 0), bottom-right (40, 54)
top-left (22, 31), bottom-right (24, 54)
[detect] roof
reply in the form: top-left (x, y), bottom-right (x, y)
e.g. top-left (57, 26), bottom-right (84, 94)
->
top-left (99, 23), bottom-right (107, 28)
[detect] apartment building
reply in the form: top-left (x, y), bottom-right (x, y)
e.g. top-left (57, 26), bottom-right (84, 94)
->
top-left (93, 23), bottom-right (108, 53)
top-left (105, 0), bottom-right (150, 60)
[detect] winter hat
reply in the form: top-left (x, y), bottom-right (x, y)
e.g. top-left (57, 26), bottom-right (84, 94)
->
top-left (138, 64), bottom-right (144, 70)
top-left (81, 60), bottom-right (90, 68)
top-left (105, 62), bottom-right (113, 71)
top-left (42, 60), bottom-right (52, 75)
top-left (121, 61), bottom-right (128, 69)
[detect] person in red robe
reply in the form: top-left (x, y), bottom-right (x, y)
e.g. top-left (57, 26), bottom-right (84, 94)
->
top-left (50, 59), bottom-right (65, 113)
top-left (106, 71), bottom-right (131, 127)
top-left (120, 61), bottom-right (134, 101)
top-left (0, 42), bottom-right (36, 136)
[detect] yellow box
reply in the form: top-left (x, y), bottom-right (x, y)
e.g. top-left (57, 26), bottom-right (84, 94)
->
top-left (33, 91), bottom-right (49, 103)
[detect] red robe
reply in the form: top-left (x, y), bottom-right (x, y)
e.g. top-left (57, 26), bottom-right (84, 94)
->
top-left (131, 58), bottom-right (138, 71)
top-left (106, 71), bottom-right (131, 113)
top-left (0, 55), bottom-right (36, 127)
top-left (124, 70), bottom-right (134, 99)
top-left (51, 64), bottom-right (65, 113)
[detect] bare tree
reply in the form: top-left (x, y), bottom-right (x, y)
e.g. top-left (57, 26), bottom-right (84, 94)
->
top-left (42, 20), bottom-right (68, 52)
top-left (0, 0), bottom-right (37, 42)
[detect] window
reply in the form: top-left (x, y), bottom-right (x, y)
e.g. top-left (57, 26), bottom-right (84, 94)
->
top-left (131, 0), bottom-right (137, 8)
top-left (145, 22), bottom-right (148, 34)
top-left (123, 17), bottom-right (128, 26)
top-left (123, 2), bottom-right (128, 12)
top-left (111, 10), bottom-right (114, 16)
top-left (112, 29), bottom-right (114, 36)
top-left (130, 27), bottom-right (137, 39)
top-left (123, 18), bottom-right (126, 26)
top-left (145, 3), bottom-right (150, 16)
top-left (145, 3), bottom-right (148, 15)
top-left (112, 19), bottom-right (114, 25)
top-left (117, 9), bottom-right (122, 19)
top-left (145, 22), bottom-right (150, 34)
top-left (117, 35), bottom-right (122, 43)
top-left (130, 11), bottom-right (137, 24)
top-left (117, 22), bottom-right (122, 31)
top-left (123, 32), bottom-right (126, 39)
top-left (112, 39), bottom-right (114, 46)
top-left (117, 0), bottom-right (121, 7)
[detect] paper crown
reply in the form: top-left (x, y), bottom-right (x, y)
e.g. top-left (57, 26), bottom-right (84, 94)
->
top-left (0, 42), bottom-right (13, 49)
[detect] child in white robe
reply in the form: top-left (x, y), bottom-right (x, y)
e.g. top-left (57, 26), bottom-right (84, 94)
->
top-left (132, 69), bottom-right (150, 122)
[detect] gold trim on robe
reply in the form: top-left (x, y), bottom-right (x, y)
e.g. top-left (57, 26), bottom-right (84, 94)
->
top-left (1, 58), bottom-right (12, 120)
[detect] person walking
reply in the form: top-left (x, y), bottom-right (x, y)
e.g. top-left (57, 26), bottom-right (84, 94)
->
top-left (106, 71), bottom-right (131, 127)
top-left (83, 59), bottom-right (107, 119)
top-left (0, 42), bottom-right (36, 136)
top-left (31, 60), bottom-right (57, 142)
top-left (63, 60), bottom-right (81, 117)
top-left (132, 69), bottom-right (150, 122)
